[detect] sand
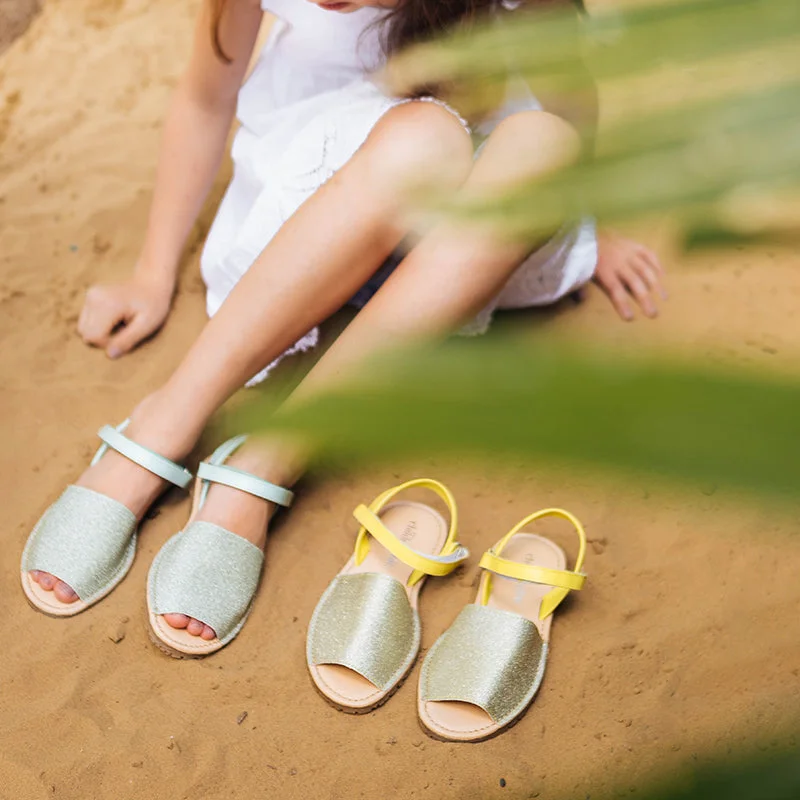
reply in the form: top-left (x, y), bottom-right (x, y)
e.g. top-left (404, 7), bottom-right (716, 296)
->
top-left (1, 1), bottom-right (799, 799)
top-left (0, 0), bottom-right (39, 54)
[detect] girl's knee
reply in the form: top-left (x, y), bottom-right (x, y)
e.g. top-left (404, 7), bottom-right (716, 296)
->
top-left (487, 110), bottom-right (582, 173)
top-left (364, 101), bottom-right (473, 188)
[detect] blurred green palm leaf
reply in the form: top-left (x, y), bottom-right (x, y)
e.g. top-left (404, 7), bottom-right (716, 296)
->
top-left (447, 81), bottom-right (800, 233)
top-left (387, 0), bottom-right (800, 246)
top-left (394, 0), bottom-right (799, 88)
top-left (242, 338), bottom-right (800, 500)
top-left (596, 742), bottom-right (800, 800)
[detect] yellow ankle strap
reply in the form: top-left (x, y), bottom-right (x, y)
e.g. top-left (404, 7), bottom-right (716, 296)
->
top-left (479, 508), bottom-right (588, 620)
top-left (353, 478), bottom-right (466, 587)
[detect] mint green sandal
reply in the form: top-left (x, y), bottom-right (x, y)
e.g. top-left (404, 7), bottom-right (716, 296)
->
top-left (146, 435), bottom-right (294, 658)
top-left (20, 421), bottom-right (193, 617)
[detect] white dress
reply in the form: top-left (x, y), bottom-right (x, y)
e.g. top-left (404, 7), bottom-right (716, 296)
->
top-left (201, 0), bottom-right (597, 383)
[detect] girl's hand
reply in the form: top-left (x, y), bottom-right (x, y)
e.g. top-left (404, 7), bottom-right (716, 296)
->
top-left (78, 275), bottom-right (173, 359)
top-left (593, 231), bottom-right (666, 321)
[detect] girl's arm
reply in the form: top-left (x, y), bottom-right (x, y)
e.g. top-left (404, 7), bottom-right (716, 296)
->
top-left (523, 3), bottom-right (668, 319)
top-left (78, 0), bottom-right (263, 359)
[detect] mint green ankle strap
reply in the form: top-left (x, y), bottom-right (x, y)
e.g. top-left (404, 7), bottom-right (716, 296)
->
top-left (197, 435), bottom-right (294, 509)
top-left (93, 421), bottom-right (193, 490)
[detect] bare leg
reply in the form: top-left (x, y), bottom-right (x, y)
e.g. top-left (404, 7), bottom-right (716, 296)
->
top-left (33, 102), bottom-right (472, 604)
top-left (176, 111), bottom-right (581, 637)
top-left (297, 111), bottom-right (581, 387)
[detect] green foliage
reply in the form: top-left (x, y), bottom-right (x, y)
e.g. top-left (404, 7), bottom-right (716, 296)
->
top-left (388, 0), bottom-right (800, 246)
top-left (243, 338), bottom-right (800, 500)
top-left (597, 744), bottom-right (800, 800)
top-left (417, 0), bottom-right (800, 87)
top-left (452, 81), bottom-right (800, 243)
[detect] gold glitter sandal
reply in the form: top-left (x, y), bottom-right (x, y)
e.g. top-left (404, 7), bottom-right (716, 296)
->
top-left (21, 421), bottom-right (193, 617)
top-left (418, 508), bottom-right (587, 742)
top-left (147, 435), bottom-right (294, 658)
top-left (306, 479), bottom-right (469, 714)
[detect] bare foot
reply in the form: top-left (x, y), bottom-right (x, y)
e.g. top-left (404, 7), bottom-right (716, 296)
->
top-left (160, 444), bottom-right (297, 641)
top-left (30, 391), bottom-right (201, 603)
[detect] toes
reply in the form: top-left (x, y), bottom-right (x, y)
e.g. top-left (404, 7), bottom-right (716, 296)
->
top-left (200, 624), bottom-right (217, 641)
top-left (53, 581), bottom-right (79, 604)
top-left (30, 571), bottom-right (77, 602)
top-left (37, 572), bottom-right (56, 591)
top-left (162, 613), bottom-right (190, 630)
top-left (162, 615), bottom-right (216, 640)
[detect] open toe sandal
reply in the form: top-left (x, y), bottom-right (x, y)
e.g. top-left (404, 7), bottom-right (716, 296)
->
top-left (20, 421), bottom-right (193, 617)
top-left (146, 435), bottom-right (294, 658)
top-left (418, 508), bottom-right (587, 742)
top-left (306, 478), bottom-right (469, 714)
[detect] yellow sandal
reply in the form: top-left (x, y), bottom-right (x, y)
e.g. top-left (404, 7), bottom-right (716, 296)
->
top-left (418, 508), bottom-right (587, 742)
top-left (306, 479), bottom-right (469, 713)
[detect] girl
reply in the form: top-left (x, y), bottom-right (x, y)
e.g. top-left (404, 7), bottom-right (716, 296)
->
top-left (23, 0), bottom-right (664, 647)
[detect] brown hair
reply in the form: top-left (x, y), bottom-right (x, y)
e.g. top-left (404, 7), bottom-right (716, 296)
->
top-left (210, 0), bottom-right (584, 64)
top-left (380, 0), bottom-right (495, 57)
top-left (377, 0), bottom-right (583, 100)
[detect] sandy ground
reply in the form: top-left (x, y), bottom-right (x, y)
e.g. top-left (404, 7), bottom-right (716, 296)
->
top-left (0, 0), bottom-right (39, 54)
top-left (1, 1), bottom-right (799, 799)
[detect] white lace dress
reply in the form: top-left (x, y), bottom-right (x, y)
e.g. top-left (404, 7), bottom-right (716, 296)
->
top-left (200, 0), bottom-right (597, 384)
